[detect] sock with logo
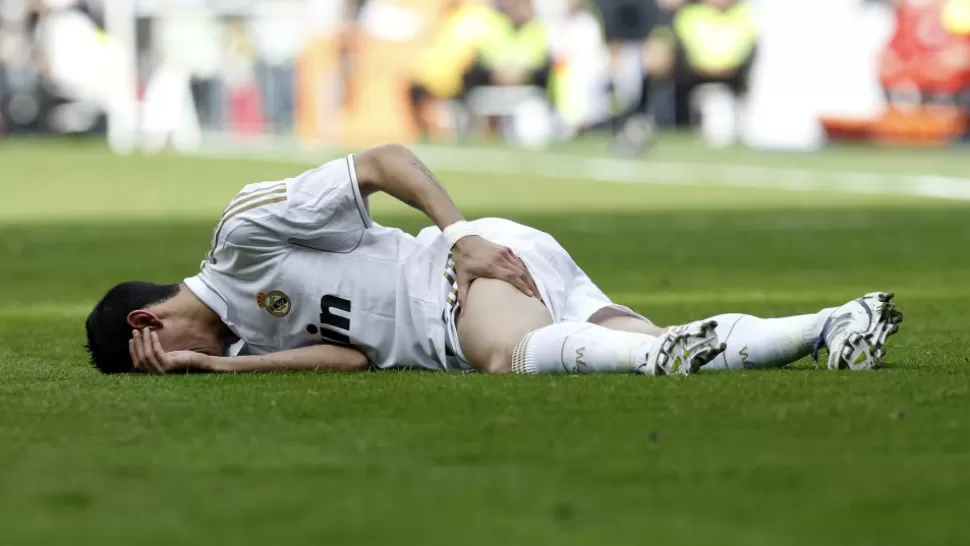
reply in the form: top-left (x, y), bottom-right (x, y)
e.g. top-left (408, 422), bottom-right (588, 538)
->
top-left (511, 322), bottom-right (656, 374)
top-left (703, 309), bottom-right (837, 370)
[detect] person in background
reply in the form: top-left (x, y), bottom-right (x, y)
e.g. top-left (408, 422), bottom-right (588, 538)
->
top-left (651, 0), bottom-right (758, 128)
top-left (605, 0), bottom-right (685, 154)
top-left (153, 4), bottom-right (225, 129)
top-left (588, 0), bottom-right (679, 155)
top-left (408, 0), bottom-right (551, 141)
top-left (473, 0), bottom-right (552, 94)
top-left (0, 0), bottom-right (27, 136)
top-left (547, 0), bottom-right (610, 133)
top-left (408, 0), bottom-right (499, 140)
top-left (0, 0), bottom-right (52, 136)
top-left (336, 0), bottom-right (370, 110)
top-left (464, 0), bottom-right (554, 141)
top-left (250, 0), bottom-right (306, 134)
top-left (23, 0), bottom-right (120, 135)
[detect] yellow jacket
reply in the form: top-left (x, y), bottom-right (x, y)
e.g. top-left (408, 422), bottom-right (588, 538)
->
top-left (478, 16), bottom-right (549, 72)
top-left (674, 1), bottom-right (758, 73)
top-left (414, 3), bottom-right (503, 97)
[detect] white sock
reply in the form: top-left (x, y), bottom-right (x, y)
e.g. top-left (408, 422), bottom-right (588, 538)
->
top-left (704, 308), bottom-right (837, 370)
top-left (511, 322), bottom-right (656, 374)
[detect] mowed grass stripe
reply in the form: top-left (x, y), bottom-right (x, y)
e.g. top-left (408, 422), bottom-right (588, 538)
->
top-left (1, 142), bottom-right (959, 223)
top-left (10, 286), bottom-right (970, 320)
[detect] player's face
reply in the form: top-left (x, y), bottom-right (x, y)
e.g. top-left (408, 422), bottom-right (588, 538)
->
top-left (153, 318), bottom-right (224, 357)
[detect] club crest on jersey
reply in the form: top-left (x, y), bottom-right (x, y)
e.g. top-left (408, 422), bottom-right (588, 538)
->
top-left (257, 290), bottom-right (291, 318)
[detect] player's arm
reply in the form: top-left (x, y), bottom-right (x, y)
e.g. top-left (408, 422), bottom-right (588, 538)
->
top-left (352, 144), bottom-right (538, 302)
top-left (131, 329), bottom-right (368, 374)
top-left (353, 144), bottom-right (465, 230)
top-left (207, 345), bottom-right (368, 373)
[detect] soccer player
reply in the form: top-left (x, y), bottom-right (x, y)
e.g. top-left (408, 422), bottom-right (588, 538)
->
top-left (85, 145), bottom-right (903, 376)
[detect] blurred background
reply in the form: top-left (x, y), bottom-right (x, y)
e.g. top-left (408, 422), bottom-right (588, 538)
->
top-left (1, 0), bottom-right (969, 155)
top-left (2, 4), bottom-right (970, 542)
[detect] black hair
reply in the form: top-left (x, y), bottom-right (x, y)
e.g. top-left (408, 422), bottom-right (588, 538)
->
top-left (85, 282), bottom-right (180, 374)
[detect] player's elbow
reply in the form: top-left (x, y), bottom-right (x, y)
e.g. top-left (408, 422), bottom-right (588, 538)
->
top-left (324, 345), bottom-right (370, 372)
top-left (354, 143), bottom-right (416, 194)
top-left (344, 349), bottom-right (370, 372)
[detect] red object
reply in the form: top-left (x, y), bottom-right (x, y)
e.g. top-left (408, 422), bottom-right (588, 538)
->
top-left (890, 0), bottom-right (957, 58)
top-left (869, 105), bottom-right (968, 145)
top-left (229, 81), bottom-right (265, 135)
top-left (881, 0), bottom-right (970, 94)
top-left (824, 1), bottom-right (970, 147)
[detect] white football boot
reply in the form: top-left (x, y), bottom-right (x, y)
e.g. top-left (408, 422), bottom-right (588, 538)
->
top-left (636, 320), bottom-right (727, 376)
top-left (813, 292), bottom-right (904, 370)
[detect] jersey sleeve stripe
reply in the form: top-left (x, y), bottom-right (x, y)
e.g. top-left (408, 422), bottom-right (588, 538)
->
top-left (206, 194), bottom-right (289, 262)
top-left (208, 186), bottom-right (287, 258)
top-left (223, 186), bottom-right (287, 218)
top-left (219, 183), bottom-right (285, 216)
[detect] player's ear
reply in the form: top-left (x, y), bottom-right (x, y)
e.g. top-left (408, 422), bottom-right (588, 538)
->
top-left (127, 310), bottom-right (162, 330)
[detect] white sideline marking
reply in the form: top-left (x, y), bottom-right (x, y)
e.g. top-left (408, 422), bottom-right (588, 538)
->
top-left (191, 143), bottom-right (970, 202)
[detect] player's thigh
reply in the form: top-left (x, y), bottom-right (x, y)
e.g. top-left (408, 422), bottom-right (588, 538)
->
top-left (457, 279), bottom-right (552, 374)
top-left (592, 313), bottom-right (665, 336)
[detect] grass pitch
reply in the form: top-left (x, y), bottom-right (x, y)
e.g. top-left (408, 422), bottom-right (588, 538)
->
top-left (2, 141), bottom-right (970, 545)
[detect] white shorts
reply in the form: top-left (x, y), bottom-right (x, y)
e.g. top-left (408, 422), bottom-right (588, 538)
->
top-left (442, 218), bottom-right (647, 371)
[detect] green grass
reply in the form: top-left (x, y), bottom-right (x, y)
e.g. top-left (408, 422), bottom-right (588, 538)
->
top-left (2, 141), bottom-right (970, 545)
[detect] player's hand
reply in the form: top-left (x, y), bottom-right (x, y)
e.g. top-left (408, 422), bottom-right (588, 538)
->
top-left (452, 236), bottom-right (539, 309)
top-left (129, 328), bottom-right (214, 374)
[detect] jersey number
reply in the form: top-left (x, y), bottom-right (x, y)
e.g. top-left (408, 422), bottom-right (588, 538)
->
top-left (307, 295), bottom-right (352, 345)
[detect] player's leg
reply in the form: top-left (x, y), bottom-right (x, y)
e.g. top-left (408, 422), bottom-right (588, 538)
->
top-left (592, 295), bottom-right (902, 372)
top-left (584, 302), bottom-right (831, 371)
top-left (612, 37), bottom-right (676, 156)
top-left (561, 273), bottom-right (723, 374)
top-left (457, 279), bottom-right (666, 374)
top-left (463, 218), bottom-right (904, 374)
top-left (565, 260), bottom-right (902, 372)
top-left (456, 278), bottom-right (552, 374)
top-left (456, 218), bottom-right (725, 375)
top-left (702, 295), bottom-right (903, 371)
top-left (595, 308), bottom-right (831, 371)
top-left (702, 311), bottom-right (833, 371)
top-left (457, 278), bottom-right (723, 375)
top-left (572, 278), bottom-right (836, 371)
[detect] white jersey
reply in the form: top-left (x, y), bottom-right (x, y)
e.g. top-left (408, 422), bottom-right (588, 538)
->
top-left (184, 155), bottom-right (638, 371)
top-left (183, 155), bottom-right (453, 370)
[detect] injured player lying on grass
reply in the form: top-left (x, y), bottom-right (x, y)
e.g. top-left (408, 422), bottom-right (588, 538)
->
top-left (85, 144), bottom-right (904, 376)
